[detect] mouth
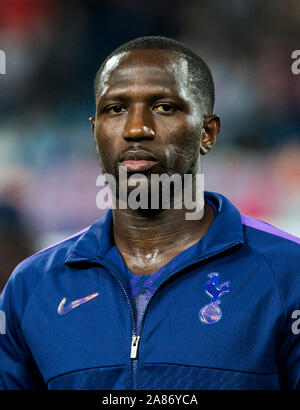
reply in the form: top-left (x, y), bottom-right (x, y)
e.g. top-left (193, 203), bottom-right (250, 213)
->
top-left (119, 150), bottom-right (159, 172)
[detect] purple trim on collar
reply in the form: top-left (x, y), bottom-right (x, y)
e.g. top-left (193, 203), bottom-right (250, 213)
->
top-left (241, 214), bottom-right (300, 245)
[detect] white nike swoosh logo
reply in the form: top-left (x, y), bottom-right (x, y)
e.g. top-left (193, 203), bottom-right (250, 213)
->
top-left (57, 292), bottom-right (99, 315)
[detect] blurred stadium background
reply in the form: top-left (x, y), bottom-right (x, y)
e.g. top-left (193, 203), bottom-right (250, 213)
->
top-left (0, 0), bottom-right (299, 291)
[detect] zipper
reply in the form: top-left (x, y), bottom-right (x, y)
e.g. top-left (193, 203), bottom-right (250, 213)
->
top-left (97, 241), bottom-right (241, 390)
top-left (95, 260), bottom-right (138, 389)
top-left (130, 335), bottom-right (141, 359)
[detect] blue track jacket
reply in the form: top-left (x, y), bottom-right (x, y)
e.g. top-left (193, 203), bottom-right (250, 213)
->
top-left (1, 191), bottom-right (300, 390)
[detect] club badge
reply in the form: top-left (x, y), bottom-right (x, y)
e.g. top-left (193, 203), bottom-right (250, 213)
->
top-left (199, 272), bottom-right (230, 324)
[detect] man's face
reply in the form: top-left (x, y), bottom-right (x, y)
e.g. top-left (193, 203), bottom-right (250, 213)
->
top-left (92, 49), bottom-right (205, 188)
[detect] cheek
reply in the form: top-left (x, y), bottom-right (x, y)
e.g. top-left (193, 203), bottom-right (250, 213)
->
top-left (95, 114), bottom-right (126, 141)
top-left (165, 124), bottom-right (201, 172)
top-left (94, 123), bottom-right (119, 171)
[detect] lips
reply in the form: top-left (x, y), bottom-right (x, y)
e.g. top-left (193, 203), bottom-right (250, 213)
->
top-left (120, 150), bottom-right (159, 162)
top-left (119, 150), bottom-right (159, 172)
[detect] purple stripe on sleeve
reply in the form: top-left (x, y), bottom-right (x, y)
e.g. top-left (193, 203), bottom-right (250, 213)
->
top-left (37, 227), bottom-right (90, 254)
top-left (22, 226), bottom-right (90, 263)
top-left (241, 214), bottom-right (300, 245)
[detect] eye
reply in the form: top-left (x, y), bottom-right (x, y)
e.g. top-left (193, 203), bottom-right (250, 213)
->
top-left (106, 104), bottom-right (126, 114)
top-left (153, 103), bottom-right (176, 113)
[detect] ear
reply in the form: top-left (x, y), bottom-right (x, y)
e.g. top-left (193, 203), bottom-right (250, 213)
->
top-left (89, 116), bottom-right (95, 134)
top-left (200, 114), bottom-right (221, 155)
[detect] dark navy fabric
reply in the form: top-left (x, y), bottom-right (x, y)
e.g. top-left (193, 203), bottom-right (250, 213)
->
top-left (125, 267), bottom-right (163, 332)
top-left (107, 195), bottom-right (218, 332)
top-left (110, 240), bottom-right (200, 332)
top-left (1, 191), bottom-right (300, 390)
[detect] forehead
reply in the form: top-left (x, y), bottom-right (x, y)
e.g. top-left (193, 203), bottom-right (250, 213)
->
top-left (98, 49), bottom-right (190, 98)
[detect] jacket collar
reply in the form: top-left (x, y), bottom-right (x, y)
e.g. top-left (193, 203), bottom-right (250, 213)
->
top-left (64, 191), bottom-right (244, 266)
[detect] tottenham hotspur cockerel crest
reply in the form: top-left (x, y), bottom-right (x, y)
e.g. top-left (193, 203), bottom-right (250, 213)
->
top-left (199, 272), bottom-right (230, 324)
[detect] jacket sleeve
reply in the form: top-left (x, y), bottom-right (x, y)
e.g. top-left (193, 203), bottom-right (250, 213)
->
top-left (0, 269), bottom-right (45, 389)
top-left (281, 318), bottom-right (300, 390)
top-left (278, 308), bottom-right (300, 390)
top-left (266, 241), bottom-right (300, 390)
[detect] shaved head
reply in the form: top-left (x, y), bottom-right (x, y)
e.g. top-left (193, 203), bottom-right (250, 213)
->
top-left (94, 36), bottom-right (215, 115)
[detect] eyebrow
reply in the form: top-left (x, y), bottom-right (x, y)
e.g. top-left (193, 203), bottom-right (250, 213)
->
top-left (98, 87), bottom-right (182, 103)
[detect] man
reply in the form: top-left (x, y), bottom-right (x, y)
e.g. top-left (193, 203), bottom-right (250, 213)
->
top-left (1, 36), bottom-right (300, 390)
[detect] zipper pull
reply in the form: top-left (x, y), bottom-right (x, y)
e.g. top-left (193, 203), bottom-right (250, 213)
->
top-left (130, 335), bottom-right (141, 359)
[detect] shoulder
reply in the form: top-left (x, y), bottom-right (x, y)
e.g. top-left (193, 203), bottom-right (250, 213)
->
top-left (241, 214), bottom-right (300, 310)
top-left (0, 226), bottom-right (90, 312)
top-left (241, 214), bottom-right (300, 259)
top-left (17, 226), bottom-right (89, 275)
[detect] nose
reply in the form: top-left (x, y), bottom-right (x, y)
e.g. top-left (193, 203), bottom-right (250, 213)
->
top-left (123, 104), bottom-right (155, 142)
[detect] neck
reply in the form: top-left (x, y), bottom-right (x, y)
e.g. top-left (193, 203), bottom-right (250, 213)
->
top-left (112, 189), bottom-right (214, 274)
